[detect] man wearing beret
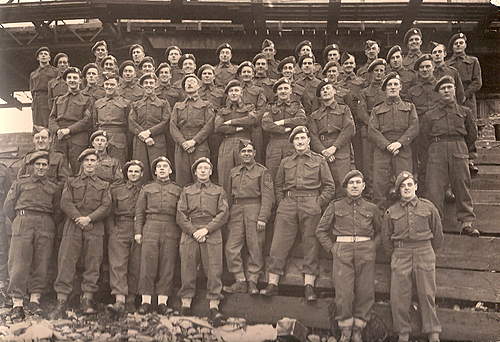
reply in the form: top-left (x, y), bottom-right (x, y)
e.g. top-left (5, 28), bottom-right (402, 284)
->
top-left (224, 140), bottom-right (274, 295)
top-left (322, 44), bottom-right (341, 65)
top-left (357, 40), bottom-right (381, 83)
top-left (48, 67), bottom-right (92, 175)
top-left (117, 60), bottom-right (144, 103)
top-left (368, 73), bottom-right (418, 209)
top-left (277, 56), bottom-right (306, 104)
top-left (90, 130), bottom-right (123, 184)
top-left (197, 64), bottom-right (225, 110)
top-left (253, 53), bottom-right (277, 102)
top-left (421, 75), bottom-right (478, 237)
top-left (261, 126), bottom-right (335, 301)
top-left (130, 44), bottom-right (146, 70)
top-left (262, 77), bottom-right (307, 179)
top-left (214, 43), bottom-right (237, 88)
top-left (177, 157), bottom-right (229, 325)
top-left (402, 28), bottom-right (423, 70)
top-left (322, 61), bottom-right (355, 110)
top-left (133, 157), bottom-right (182, 314)
top-left (382, 171), bottom-right (443, 342)
top-left (81, 63), bottom-right (106, 104)
top-left (430, 42), bottom-right (465, 105)
top-left (386, 45), bottom-right (416, 100)
top-left (91, 40), bottom-right (108, 73)
top-left (310, 80), bottom-right (355, 197)
top-left (294, 40), bottom-right (321, 78)
top-left (164, 45), bottom-right (184, 83)
top-left (50, 148), bottom-right (111, 318)
top-left (177, 54), bottom-right (197, 85)
top-left (48, 52), bottom-right (70, 112)
top-left (215, 80), bottom-right (258, 195)
top-left (138, 56), bottom-right (155, 80)
top-left (316, 170), bottom-right (381, 342)
top-left (261, 39), bottom-right (280, 80)
top-left (155, 62), bottom-right (184, 110)
top-left (295, 53), bottom-right (321, 115)
top-left (170, 74), bottom-right (215, 186)
top-left (30, 47), bottom-right (58, 127)
top-left (4, 151), bottom-right (62, 319)
top-left (101, 55), bottom-right (119, 81)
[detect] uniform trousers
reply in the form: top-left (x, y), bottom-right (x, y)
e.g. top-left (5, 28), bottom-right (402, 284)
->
top-left (218, 136), bottom-right (247, 195)
top-left (174, 142), bottom-right (210, 187)
top-left (0, 220), bottom-right (9, 283)
top-left (53, 135), bottom-right (87, 175)
top-left (265, 137), bottom-right (294, 180)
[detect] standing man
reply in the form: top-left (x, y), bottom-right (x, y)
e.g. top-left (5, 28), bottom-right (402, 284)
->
top-left (178, 54), bottom-right (197, 82)
top-left (164, 45), bottom-right (184, 83)
top-left (170, 74), bottom-right (215, 186)
top-left (155, 62), bottom-right (184, 109)
top-left (134, 157), bottom-right (182, 314)
top-left (130, 44), bottom-right (146, 71)
top-left (224, 140), bottom-right (274, 295)
top-left (214, 43), bottom-right (237, 88)
top-left (253, 53), bottom-right (276, 103)
top-left (91, 40), bottom-right (108, 73)
top-left (402, 28), bottom-right (423, 70)
top-left (382, 171), bottom-right (443, 342)
top-left (50, 148), bottom-right (111, 318)
top-left (118, 60), bottom-right (144, 103)
top-left (261, 39), bottom-right (280, 79)
top-left (386, 45), bottom-right (416, 100)
top-left (422, 76), bottom-right (478, 237)
top-left (295, 53), bottom-right (321, 115)
top-left (0, 162), bottom-right (13, 300)
top-left (430, 42), bottom-right (465, 104)
top-left (177, 157), bottom-right (229, 325)
top-left (30, 47), bottom-right (58, 127)
top-left (357, 40), bottom-right (381, 83)
top-left (277, 56), bottom-right (306, 104)
top-left (48, 53), bottom-right (70, 112)
top-left (197, 64), bottom-right (225, 110)
top-left (316, 170), bottom-right (381, 342)
top-left (81, 63), bottom-right (105, 104)
top-left (48, 67), bottom-right (92, 174)
top-left (322, 44), bottom-right (341, 65)
top-left (260, 126), bottom-right (335, 301)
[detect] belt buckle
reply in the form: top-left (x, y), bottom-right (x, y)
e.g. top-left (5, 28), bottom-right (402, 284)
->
top-left (286, 191), bottom-right (292, 197)
top-left (396, 240), bottom-right (403, 248)
top-left (320, 135), bottom-right (325, 141)
top-left (433, 136), bottom-right (439, 143)
top-left (20, 209), bottom-right (25, 216)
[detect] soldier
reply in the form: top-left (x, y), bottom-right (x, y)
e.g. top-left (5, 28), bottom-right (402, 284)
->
top-left (81, 63), bottom-right (105, 104)
top-left (134, 157), bottom-right (182, 314)
top-left (164, 45), bottom-right (184, 83)
top-left (253, 53), bottom-right (276, 102)
top-left (170, 74), bottom-right (215, 186)
top-left (316, 170), bottom-right (381, 342)
top-left (138, 56), bottom-right (156, 76)
top-left (262, 77), bottom-right (307, 179)
top-left (382, 171), bottom-right (443, 342)
top-left (30, 47), bottom-right (58, 127)
top-left (368, 73), bottom-right (418, 209)
top-left (130, 44), bottom-right (146, 71)
top-left (93, 74), bottom-right (131, 165)
top-left (402, 28), bottom-right (423, 70)
top-left (260, 126), bottom-right (335, 301)
top-left (106, 160), bottom-right (144, 314)
top-left (430, 42), bottom-right (465, 104)
top-left (261, 39), bottom-right (280, 80)
top-left (214, 80), bottom-right (257, 195)
top-left (101, 55), bottom-right (119, 80)
top-left (178, 54), bottom-right (197, 81)
top-left (214, 43), bottom-right (237, 88)
top-left (386, 45), bottom-right (416, 100)
top-left (129, 73), bottom-right (171, 180)
top-left (321, 61), bottom-right (355, 109)
top-left (155, 62), bottom-right (184, 109)
top-left (277, 56), bottom-right (306, 104)
top-left (294, 40), bottom-right (321, 77)
top-left (357, 40), bottom-right (381, 83)
top-left (50, 148), bottom-right (111, 318)
top-left (0, 162), bottom-right (13, 296)
top-left (322, 44), bottom-right (341, 65)
top-left (422, 76), bottom-right (478, 237)
top-left (48, 52), bottom-right (70, 112)
top-left (224, 140), bottom-right (274, 295)
top-left (90, 130), bottom-right (123, 184)
top-left (3, 151), bottom-right (61, 319)
top-left (177, 157), bottom-right (229, 325)
top-left (295, 53), bottom-right (321, 115)
top-left (197, 64), bottom-right (225, 110)
top-left (310, 80), bottom-right (355, 197)
top-left (91, 40), bottom-right (108, 73)
top-left (117, 60), bottom-right (144, 103)
top-left (48, 67), bottom-right (92, 174)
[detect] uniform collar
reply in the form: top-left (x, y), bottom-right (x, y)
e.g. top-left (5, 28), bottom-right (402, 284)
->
top-left (301, 73), bottom-right (315, 81)
top-left (67, 89), bottom-right (80, 96)
top-left (292, 149), bottom-right (312, 159)
top-left (255, 71), bottom-right (267, 78)
top-left (219, 62), bottom-right (231, 68)
top-left (321, 100), bottom-right (338, 110)
top-left (239, 161), bottom-right (256, 171)
top-left (155, 178), bottom-right (172, 184)
top-left (386, 96), bottom-right (401, 105)
top-left (126, 180), bottom-right (141, 189)
top-left (185, 93), bottom-right (200, 102)
top-left (81, 172), bottom-right (97, 180)
top-left (229, 98), bottom-right (244, 109)
top-left (346, 195), bottom-right (362, 204)
top-left (277, 98), bottom-right (292, 106)
top-left (407, 50), bottom-right (422, 58)
top-left (143, 92), bottom-right (158, 101)
top-left (401, 196), bottom-right (418, 207)
top-left (31, 174), bottom-right (48, 184)
top-left (195, 180), bottom-right (212, 189)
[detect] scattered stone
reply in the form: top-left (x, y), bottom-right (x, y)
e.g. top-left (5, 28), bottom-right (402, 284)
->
top-left (128, 329), bottom-right (139, 336)
top-left (9, 321), bottom-right (31, 335)
top-left (136, 333), bottom-right (155, 341)
top-left (327, 337), bottom-right (338, 342)
top-left (307, 334), bottom-right (321, 342)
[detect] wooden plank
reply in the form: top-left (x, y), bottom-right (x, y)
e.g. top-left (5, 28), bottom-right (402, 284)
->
top-left (472, 176), bottom-right (500, 190)
top-left (443, 202), bottom-right (500, 234)
top-left (472, 189), bottom-right (500, 204)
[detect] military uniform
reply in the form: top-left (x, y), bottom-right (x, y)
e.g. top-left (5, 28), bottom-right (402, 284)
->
top-left (388, 66), bottom-right (416, 101)
top-left (17, 150), bottom-right (70, 187)
top-left (170, 95), bottom-right (215, 186)
top-left (48, 75), bottom-right (68, 112)
top-left (402, 51), bottom-right (422, 71)
top-left (117, 81), bottom-right (144, 103)
top-left (177, 181), bottom-right (229, 300)
top-left (0, 164), bottom-right (12, 286)
top-left (240, 81), bottom-right (267, 163)
top-left (95, 153), bottom-right (123, 184)
top-left (254, 74), bottom-right (276, 104)
top-left (30, 63), bottom-right (58, 127)
top-left (155, 82), bottom-right (184, 109)
top-left (198, 84), bottom-right (225, 110)
top-left (433, 64), bottom-right (465, 105)
top-left (214, 63), bottom-right (237, 88)
top-left (295, 74), bottom-right (321, 115)
top-left (170, 64), bottom-right (184, 84)
top-left (81, 83), bottom-right (105, 105)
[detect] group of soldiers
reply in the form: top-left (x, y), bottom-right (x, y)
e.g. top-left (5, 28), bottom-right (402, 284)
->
top-left (0, 26), bottom-right (483, 342)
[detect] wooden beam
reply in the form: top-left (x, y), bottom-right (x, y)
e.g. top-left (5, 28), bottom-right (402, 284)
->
top-left (252, 0), bottom-right (266, 36)
top-left (327, 0), bottom-right (341, 40)
top-left (399, 0), bottom-right (423, 38)
top-left (443, 202), bottom-right (500, 234)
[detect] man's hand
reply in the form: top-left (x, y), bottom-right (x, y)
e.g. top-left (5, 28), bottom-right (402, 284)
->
top-left (134, 234), bottom-right (142, 244)
top-left (257, 220), bottom-right (266, 232)
top-left (386, 142), bottom-right (402, 154)
top-left (182, 139), bottom-right (196, 151)
top-left (285, 127), bottom-right (292, 132)
top-left (235, 127), bottom-right (243, 132)
top-left (75, 216), bottom-right (91, 227)
top-left (138, 130), bottom-right (151, 141)
top-left (186, 146), bottom-right (196, 154)
top-left (223, 120), bottom-right (232, 125)
top-left (274, 120), bottom-right (285, 126)
top-left (145, 137), bottom-right (155, 146)
top-left (193, 228), bottom-right (209, 242)
top-left (56, 128), bottom-right (70, 140)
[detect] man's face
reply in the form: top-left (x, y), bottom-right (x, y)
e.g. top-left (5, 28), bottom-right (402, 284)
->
top-left (326, 66), bottom-right (339, 82)
top-left (82, 154), bottom-right (98, 174)
top-left (37, 51), bottom-right (51, 65)
top-left (282, 63), bottom-right (295, 78)
top-left (240, 66), bottom-right (254, 82)
top-left (301, 57), bottom-right (314, 74)
top-left (320, 84), bottom-right (336, 101)
top-left (141, 62), bottom-right (155, 74)
top-left (438, 83), bottom-right (456, 101)
top-left (327, 49), bottom-right (340, 63)
top-left (372, 64), bottom-right (386, 81)
top-left (399, 177), bottom-right (417, 200)
top-left (262, 45), bottom-right (276, 59)
top-left (158, 67), bottom-right (172, 83)
top-left (131, 47), bottom-right (145, 63)
top-left (168, 49), bottom-right (181, 64)
top-left (293, 132), bottom-right (310, 153)
top-left (92, 136), bottom-right (108, 152)
top-left (254, 58), bottom-right (268, 74)
top-left (239, 145), bottom-right (256, 164)
top-left (33, 158), bottom-right (49, 177)
top-left (346, 176), bottom-right (365, 197)
top-left (33, 129), bottom-right (50, 150)
top-left (431, 45), bottom-right (447, 64)
top-left (103, 78), bottom-right (118, 96)
top-left (184, 77), bottom-right (200, 94)
top-left (94, 45), bottom-right (108, 60)
top-left (155, 161), bottom-right (172, 180)
top-left (142, 78), bottom-right (156, 95)
top-left (195, 162), bottom-right (212, 182)
top-left (201, 69), bottom-right (215, 84)
top-left (385, 79), bottom-right (401, 97)
top-left (299, 45), bottom-right (312, 56)
top-left (390, 51), bottom-right (403, 69)
top-left (418, 60), bottom-right (434, 79)
top-left (122, 66), bottom-right (136, 82)
top-left (85, 68), bottom-right (99, 85)
top-left (219, 48), bottom-right (232, 63)
top-left (453, 38), bottom-right (467, 54)
top-left (127, 165), bottom-right (143, 183)
top-left (228, 86), bottom-right (242, 102)
top-left (103, 59), bottom-right (116, 72)
top-left (342, 56), bottom-right (356, 74)
top-left (276, 83), bottom-right (292, 101)
top-left (65, 73), bottom-right (81, 91)
top-left (182, 59), bottom-right (196, 74)
top-left (407, 34), bottom-right (422, 51)
top-left (57, 56), bottom-right (69, 73)
top-left (365, 44), bottom-right (380, 60)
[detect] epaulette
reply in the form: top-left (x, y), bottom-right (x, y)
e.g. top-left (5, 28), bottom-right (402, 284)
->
top-left (310, 151), bottom-right (326, 160)
top-left (255, 162), bottom-right (267, 170)
top-left (19, 174), bottom-right (31, 179)
top-left (419, 198), bottom-right (436, 207)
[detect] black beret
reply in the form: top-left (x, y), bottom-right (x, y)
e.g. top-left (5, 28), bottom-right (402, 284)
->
top-left (62, 67), bottom-right (81, 80)
top-left (316, 79), bottom-right (336, 97)
top-left (261, 39), bottom-right (274, 50)
top-left (122, 160), bottom-right (144, 179)
top-left (119, 60), bottom-right (136, 76)
top-left (216, 43), bottom-right (232, 55)
top-left (178, 54), bottom-right (196, 68)
top-left (164, 45), bottom-right (182, 58)
top-left (191, 157), bottom-right (213, 174)
top-left (197, 64), bottom-right (215, 78)
top-left (322, 44), bottom-right (340, 60)
top-left (298, 53), bottom-right (315, 67)
top-left (238, 138), bottom-right (254, 151)
top-left (102, 72), bottom-right (119, 82)
top-left (342, 169), bottom-right (364, 188)
top-left (381, 72), bottom-right (401, 91)
top-left (340, 51), bottom-right (354, 65)
top-left (294, 40), bottom-right (312, 56)
top-left (237, 61), bottom-right (254, 75)
top-left (91, 40), bottom-right (107, 54)
top-left (82, 63), bottom-right (99, 76)
top-left (151, 156), bottom-right (172, 172)
top-left (77, 148), bottom-right (98, 162)
top-left (434, 75), bottom-right (455, 92)
top-left (277, 56), bottom-right (296, 73)
top-left (155, 62), bottom-right (171, 76)
top-left (289, 125), bottom-right (309, 143)
top-left (273, 77), bottom-right (292, 93)
top-left (129, 44), bottom-right (145, 57)
top-left (364, 40), bottom-right (378, 50)
top-left (403, 28), bottom-right (422, 46)
top-left (138, 73), bottom-right (157, 86)
top-left (33, 125), bottom-right (50, 135)
top-left (252, 53), bottom-right (268, 65)
top-left (181, 73), bottom-right (200, 90)
top-left (53, 53), bottom-right (68, 67)
top-left (138, 56), bottom-right (155, 69)
top-left (90, 130), bottom-right (108, 142)
top-left (386, 45), bottom-right (402, 61)
top-left (224, 79), bottom-right (242, 94)
top-left (367, 58), bottom-right (387, 73)
top-left (395, 171), bottom-right (415, 189)
top-left (101, 55), bottom-right (117, 68)
top-left (27, 151), bottom-right (50, 165)
top-left (322, 61), bottom-right (340, 76)
top-left (413, 54), bottom-right (433, 71)
top-left (35, 46), bottom-right (50, 57)
top-left (448, 32), bottom-right (467, 52)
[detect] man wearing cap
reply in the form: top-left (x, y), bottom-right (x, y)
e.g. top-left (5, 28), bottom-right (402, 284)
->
top-left (0, 163), bottom-right (12, 304)
top-left (262, 77), bottom-right (307, 179)
top-left (322, 44), bottom-right (341, 65)
top-left (177, 157), bottom-right (229, 325)
top-left (422, 75), bottom-right (478, 237)
top-left (322, 62), bottom-right (355, 109)
top-left (130, 44), bottom-right (146, 70)
top-left (48, 53), bottom-right (70, 112)
top-left (294, 40), bottom-right (321, 77)
top-left (129, 73), bottom-right (171, 180)
top-left (316, 170), bottom-right (381, 342)
top-left (253, 53), bottom-right (276, 102)
top-left (277, 56), bottom-right (306, 104)
top-left (48, 67), bottom-right (92, 175)
top-left (156, 62), bottom-right (184, 109)
top-left (368, 72), bottom-right (418, 209)
top-left (386, 45), bottom-right (416, 100)
top-left (138, 56), bottom-right (155, 78)
top-left (164, 45), bottom-right (184, 83)
top-left (402, 28), bottom-right (423, 70)
top-left (215, 80), bottom-right (258, 195)
top-left (133, 156), bottom-right (182, 314)
top-left (90, 130), bottom-right (123, 184)
top-left (177, 54), bottom-right (197, 83)
top-left (310, 80), bottom-right (355, 197)
top-left (295, 53), bottom-right (321, 115)
top-left (357, 40), bottom-right (381, 83)
top-left (3, 151), bottom-right (61, 319)
top-left (105, 160), bottom-right (144, 315)
top-left (430, 42), bottom-right (465, 105)
top-left (382, 171), bottom-right (443, 342)
top-left (91, 40), bottom-right (108, 72)
top-left (224, 140), bottom-right (274, 295)
top-left (81, 63), bottom-right (106, 104)
top-left (358, 58), bottom-right (387, 197)
top-left (261, 126), bottom-right (335, 301)
top-left (170, 74), bottom-right (215, 186)
top-left (50, 148), bottom-right (111, 318)
top-left (117, 60), bottom-right (144, 103)
top-left (101, 55), bottom-right (119, 80)
top-left (30, 47), bottom-right (58, 127)
top-left (261, 39), bottom-right (280, 79)
top-left (214, 43), bottom-right (237, 88)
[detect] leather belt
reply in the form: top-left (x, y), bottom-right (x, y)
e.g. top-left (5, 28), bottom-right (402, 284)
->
top-left (233, 198), bottom-right (260, 205)
top-left (146, 214), bottom-right (175, 222)
top-left (431, 135), bottom-right (464, 143)
top-left (116, 216), bottom-right (134, 222)
top-left (320, 134), bottom-right (338, 141)
top-left (394, 240), bottom-right (431, 248)
top-left (17, 209), bottom-right (50, 216)
top-left (336, 236), bottom-right (371, 243)
top-left (285, 190), bottom-right (319, 197)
